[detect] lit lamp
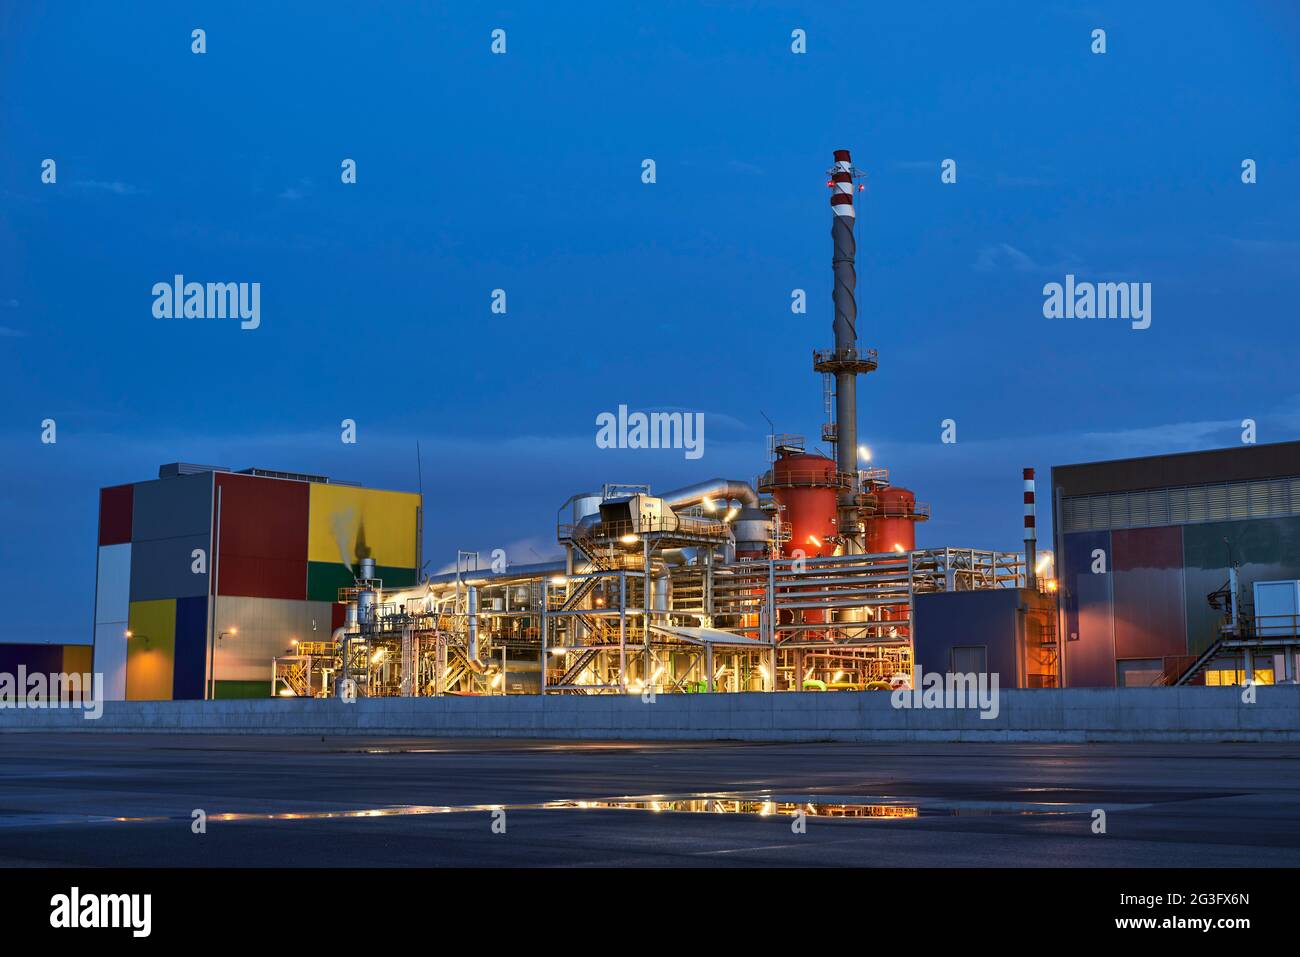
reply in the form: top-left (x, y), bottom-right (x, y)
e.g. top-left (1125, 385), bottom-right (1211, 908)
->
top-left (209, 627), bottom-right (237, 701)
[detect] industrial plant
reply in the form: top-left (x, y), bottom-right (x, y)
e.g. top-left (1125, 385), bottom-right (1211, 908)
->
top-left (34, 150), bottom-right (1295, 700)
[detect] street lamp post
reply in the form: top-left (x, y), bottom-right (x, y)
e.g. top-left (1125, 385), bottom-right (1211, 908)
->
top-left (210, 628), bottom-right (237, 700)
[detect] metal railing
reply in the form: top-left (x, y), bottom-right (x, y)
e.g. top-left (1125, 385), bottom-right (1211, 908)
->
top-left (558, 517), bottom-right (732, 543)
top-left (756, 467), bottom-right (857, 491)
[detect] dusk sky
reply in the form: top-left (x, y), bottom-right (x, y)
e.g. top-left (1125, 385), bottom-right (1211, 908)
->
top-left (2, 1), bottom-right (1298, 643)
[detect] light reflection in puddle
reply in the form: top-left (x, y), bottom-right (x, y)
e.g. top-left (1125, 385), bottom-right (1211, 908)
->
top-left (75, 792), bottom-right (1107, 829)
top-left (542, 798), bottom-right (919, 819)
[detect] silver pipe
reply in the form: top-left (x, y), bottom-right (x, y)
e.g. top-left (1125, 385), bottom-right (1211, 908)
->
top-left (657, 478), bottom-right (758, 510)
top-left (466, 585), bottom-right (481, 670)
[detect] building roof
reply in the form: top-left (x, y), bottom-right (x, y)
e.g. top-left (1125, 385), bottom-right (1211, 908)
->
top-left (1052, 440), bottom-right (1300, 498)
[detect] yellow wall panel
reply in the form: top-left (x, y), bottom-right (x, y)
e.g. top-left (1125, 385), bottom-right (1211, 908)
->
top-left (307, 484), bottom-right (418, 569)
top-left (126, 599), bottom-right (176, 701)
top-left (62, 645), bottom-right (93, 675)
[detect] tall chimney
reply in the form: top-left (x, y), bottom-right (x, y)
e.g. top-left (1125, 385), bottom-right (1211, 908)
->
top-left (817, 149), bottom-right (878, 554)
top-left (830, 148), bottom-right (858, 493)
top-left (1024, 468), bottom-right (1037, 588)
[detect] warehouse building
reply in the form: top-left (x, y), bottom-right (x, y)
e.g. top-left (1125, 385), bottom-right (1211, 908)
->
top-left (1053, 441), bottom-right (1300, 687)
top-left (93, 464), bottom-right (420, 700)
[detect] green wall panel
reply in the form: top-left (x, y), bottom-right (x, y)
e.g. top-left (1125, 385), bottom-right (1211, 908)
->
top-left (306, 561), bottom-right (417, 602)
top-left (214, 680), bottom-right (272, 699)
top-left (1183, 516), bottom-right (1300, 654)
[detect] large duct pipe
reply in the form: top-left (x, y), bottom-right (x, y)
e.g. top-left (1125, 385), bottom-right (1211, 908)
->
top-left (831, 148), bottom-right (860, 552)
top-left (657, 479), bottom-right (758, 511)
top-left (331, 626), bottom-right (352, 697)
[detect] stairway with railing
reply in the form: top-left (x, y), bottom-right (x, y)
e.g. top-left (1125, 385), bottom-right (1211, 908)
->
top-left (546, 533), bottom-right (622, 692)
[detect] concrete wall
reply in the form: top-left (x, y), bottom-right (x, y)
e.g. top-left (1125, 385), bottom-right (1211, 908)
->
top-left (2, 687), bottom-right (1298, 741)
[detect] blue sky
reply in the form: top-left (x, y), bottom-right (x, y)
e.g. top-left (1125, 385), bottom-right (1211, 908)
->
top-left (2, 1), bottom-right (1298, 642)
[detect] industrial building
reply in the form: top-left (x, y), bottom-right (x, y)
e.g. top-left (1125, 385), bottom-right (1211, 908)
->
top-left (246, 148), bottom-right (1047, 700)
top-left (67, 147), bottom-right (1299, 701)
top-left (92, 465), bottom-right (420, 699)
top-left (78, 148), bottom-right (1050, 700)
top-left (1053, 442), bottom-right (1300, 687)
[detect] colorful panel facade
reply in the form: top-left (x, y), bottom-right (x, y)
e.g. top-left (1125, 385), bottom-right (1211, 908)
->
top-left (1183, 516), bottom-right (1300, 655)
top-left (93, 543), bottom-right (132, 700)
top-left (214, 473), bottom-right (309, 600)
top-left (307, 483), bottom-right (419, 570)
top-left (95, 543), bottom-right (132, 624)
top-left (211, 596), bottom-right (334, 697)
top-left (126, 599), bottom-right (177, 701)
top-left (97, 484), bottom-right (133, 546)
top-left (129, 534), bottom-right (211, 601)
top-left (306, 561), bottom-right (417, 602)
top-left (88, 471), bottom-right (419, 700)
top-left (173, 595), bottom-right (209, 701)
top-left (1061, 530), bottom-right (1115, 687)
top-left (1111, 526), bottom-right (1187, 662)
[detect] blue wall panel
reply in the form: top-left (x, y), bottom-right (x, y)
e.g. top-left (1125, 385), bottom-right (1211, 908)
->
top-left (173, 596), bottom-right (209, 701)
top-left (1062, 529), bottom-right (1115, 687)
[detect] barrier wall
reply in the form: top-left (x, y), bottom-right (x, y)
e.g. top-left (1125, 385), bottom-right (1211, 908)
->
top-left (2, 687), bottom-right (1299, 742)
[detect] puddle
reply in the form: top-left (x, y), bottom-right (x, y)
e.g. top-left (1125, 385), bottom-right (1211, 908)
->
top-left (0, 789), bottom-right (1117, 830)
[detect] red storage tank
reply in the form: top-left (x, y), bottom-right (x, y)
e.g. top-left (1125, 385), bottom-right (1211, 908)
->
top-left (866, 486), bottom-right (923, 554)
top-left (769, 452), bottom-right (839, 559)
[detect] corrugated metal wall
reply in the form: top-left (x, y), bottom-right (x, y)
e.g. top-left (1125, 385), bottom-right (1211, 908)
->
top-left (173, 595), bottom-right (209, 700)
top-left (98, 485), bottom-right (133, 546)
top-left (93, 542), bottom-right (132, 699)
top-left (214, 473), bottom-right (310, 600)
top-left (90, 472), bottom-right (419, 701)
top-left (1062, 530), bottom-right (1116, 687)
top-left (126, 598), bottom-right (176, 700)
top-left (211, 596), bottom-right (334, 698)
top-left (914, 590), bottom-right (1021, 683)
top-left (306, 562), bottom-right (417, 602)
top-left (1063, 516), bottom-right (1300, 686)
top-left (129, 535), bottom-right (211, 601)
top-left (307, 484), bottom-right (418, 566)
top-left (0, 644), bottom-right (64, 674)
top-left (129, 473), bottom-right (213, 602)
top-left (1183, 515), bottom-right (1300, 654)
top-left (1112, 526), bottom-right (1187, 662)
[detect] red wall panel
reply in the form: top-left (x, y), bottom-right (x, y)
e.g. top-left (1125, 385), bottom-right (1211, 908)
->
top-left (214, 474), bottom-right (309, 600)
top-left (98, 485), bottom-right (134, 546)
top-left (1112, 525), bottom-right (1187, 661)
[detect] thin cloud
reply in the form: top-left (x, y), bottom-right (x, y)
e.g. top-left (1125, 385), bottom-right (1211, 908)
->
top-left (278, 178), bottom-right (314, 201)
top-left (973, 243), bottom-right (1087, 275)
top-left (73, 180), bottom-right (140, 196)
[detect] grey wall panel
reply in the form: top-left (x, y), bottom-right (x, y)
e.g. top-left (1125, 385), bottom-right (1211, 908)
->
top-left (130, 534), bottom-right (211, 601)
top-left (131, 473), bottom-right (213, 542)
top-left (212, 597), bottom-right (335, 682)
top-left (94, 621), bottom-right (128, 700)
top-left (95, 543), bottom-right (132, 624)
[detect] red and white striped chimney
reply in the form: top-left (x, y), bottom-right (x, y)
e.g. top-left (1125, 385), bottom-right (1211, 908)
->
top-left (1024, 468), bottom-right (1037, 588)
top-left (830, 150), bottom-right (855, 220)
